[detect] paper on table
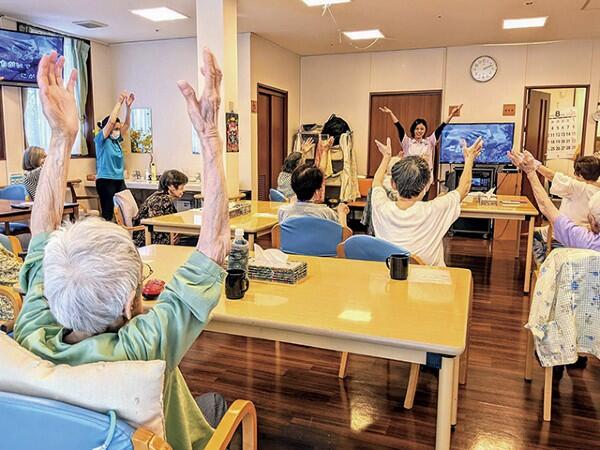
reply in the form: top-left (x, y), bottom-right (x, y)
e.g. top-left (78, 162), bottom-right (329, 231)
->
top-left (408, 266), bottom-right (452, 285)
top-left (194, 215), bottom-right (202, 225)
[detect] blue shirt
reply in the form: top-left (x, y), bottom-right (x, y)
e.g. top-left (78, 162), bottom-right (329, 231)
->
top-left (95, 132), bottom-right (124, 180)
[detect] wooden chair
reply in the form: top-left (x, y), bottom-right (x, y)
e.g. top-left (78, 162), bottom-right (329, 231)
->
top-left (114, 206), bottom-right (145, 235)
top-left (0, 285), bottom-right (23, 333)
top-left (271, 217), bottom-right (352, 257)
top-left (67, 179), bottom-right (100, 216)
top-left (0, 233), bottom-right (23, 258)
top-left (335, 235), bottom-right (425, 409)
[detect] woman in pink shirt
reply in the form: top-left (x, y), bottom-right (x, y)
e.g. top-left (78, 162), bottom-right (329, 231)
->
top-left (379, 104), bottom-right (463, 168)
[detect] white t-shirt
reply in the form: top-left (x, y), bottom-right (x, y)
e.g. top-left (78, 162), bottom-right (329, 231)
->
top-left (371, 187), bottom-right (461, 266)
top-left (278, 201), bottom-right (339, 224)
top-left (551, 172), bottom-right (600, 226)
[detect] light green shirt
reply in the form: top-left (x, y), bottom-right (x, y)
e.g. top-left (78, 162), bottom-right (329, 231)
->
top-left (14, 233), bottom-right (226, 450)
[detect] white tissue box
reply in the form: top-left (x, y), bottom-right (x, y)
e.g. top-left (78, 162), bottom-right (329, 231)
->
top-left (479, 196), bottom-right (498, 206)
top-left (247, 258), bottom-right (308, 284)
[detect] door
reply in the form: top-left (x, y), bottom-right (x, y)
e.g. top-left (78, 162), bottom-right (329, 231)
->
top-left (522, 89), bottom-right (550, 211)
top-left (368, 92), bottom-right (442, 177)
top-left (257, 85), bottom-right (288, 201)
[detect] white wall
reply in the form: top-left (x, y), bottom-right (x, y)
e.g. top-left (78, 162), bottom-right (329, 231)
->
top-left (301, 39), bottom-right (600, 178)
top-left (109, 38), bottom-right (200, 179)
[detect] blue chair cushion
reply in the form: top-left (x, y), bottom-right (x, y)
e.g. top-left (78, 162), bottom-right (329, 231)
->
top-left (269, 189), bottom-right (287, 202)
top-left (343, 235), bottom-right (410, 262)
top-left (0, 391), bottom-right (136, 450)
top-left (0, 184), bottom-right (28, 201)
top-left (280, 216), bottom-right (343, 257)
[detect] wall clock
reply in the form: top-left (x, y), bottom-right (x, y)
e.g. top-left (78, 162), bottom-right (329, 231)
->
top-left (470, 55), bottom-right (498, 82)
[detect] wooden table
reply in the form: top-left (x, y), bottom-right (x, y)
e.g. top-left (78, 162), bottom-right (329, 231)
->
top-left (140, 245), bottom-right (473, 449)
top-left (141, 200), bottom-right (280, 247)
top-left (0, 200), bottom-right (79, 233)
top-left (460, 195), bottom-right (538, 292)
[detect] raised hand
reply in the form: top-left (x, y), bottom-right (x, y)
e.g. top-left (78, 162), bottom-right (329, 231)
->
top-left (379, 106), bottom-right (392, 115)
top-left (508, 150), bottom-right (536, 174)
top-left (178, 48), bottom-right (223, 146)
top-left (37, 51), bottom-right (78, 139)
top-left (126, 93), bottom-right (135, 107)
top-left (462, 137), bottom-right (483, 161)
top-left (118, 91), bottom-right (128, 104)
top-left (375, 137), bottom-right (392, 157)
top-left (449, 104), bottom-right (463, 119)
top-left (301, 137), bottom-right (315, 156)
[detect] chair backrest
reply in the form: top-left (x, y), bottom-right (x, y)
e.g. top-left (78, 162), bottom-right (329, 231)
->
top-left (272, 216), bottom-right (353, 257)
top-left (113, 190), bottom-right (139, 227)
top-left (269, 188), bottom-right (287, 202)
top-left (0, 233), bottom-right (22, 255)
top-left (337, 235), bottom-right (409, 262)
top-left (0, 184), bottom-right (28, 201)
top-left (0, 391), bottom-right (142, 450)
top-left (357, 178), bottom-right (373, 198)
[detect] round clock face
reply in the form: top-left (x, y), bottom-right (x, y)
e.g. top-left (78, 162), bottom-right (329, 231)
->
top-left (470, 56), bottom-right (498, 82)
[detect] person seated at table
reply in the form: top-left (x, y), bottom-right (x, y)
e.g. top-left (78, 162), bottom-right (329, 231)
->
top-left (132, 169), bottom-right (189, 247)
top-left (525, 152), bottom-right (600, 263)
top-left (14, 49), bottom-right (235, 450)
top-left (371, 136), bottom-right (483, 266)
top-left (509, 151), bottom-right (600, 252)
top-left (22, 146), bottom-right (47, 200)
top-left (278, 163), bottom-right (349, 227)
top-left (277, 152), bottom-right (302, 199)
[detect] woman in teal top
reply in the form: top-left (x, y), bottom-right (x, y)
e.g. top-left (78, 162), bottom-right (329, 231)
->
top-left (95, 91), bottom-right (135, 220)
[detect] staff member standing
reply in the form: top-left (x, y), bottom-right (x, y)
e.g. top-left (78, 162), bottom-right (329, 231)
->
top-left (95, 91), bottom-right (135, 221)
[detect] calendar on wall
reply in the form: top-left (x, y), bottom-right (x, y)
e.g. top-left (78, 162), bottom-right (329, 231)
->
top-left (546, 107), bottom-right (578, 160)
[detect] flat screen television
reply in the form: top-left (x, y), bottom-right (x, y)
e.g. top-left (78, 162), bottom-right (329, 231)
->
top-left (439, 122), bottom-right (515, 164)
top-left (0, 29), bottom-right (64, 87)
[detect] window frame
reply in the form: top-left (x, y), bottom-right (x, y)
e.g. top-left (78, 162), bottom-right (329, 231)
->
top-left (17, 22), bottom-right (96, 158)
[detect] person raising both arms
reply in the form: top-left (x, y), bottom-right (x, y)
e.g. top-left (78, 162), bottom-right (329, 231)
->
top-left (379, 104), bottom-right (463, 169)
top-left (95, 91), bottom-right (135, 221)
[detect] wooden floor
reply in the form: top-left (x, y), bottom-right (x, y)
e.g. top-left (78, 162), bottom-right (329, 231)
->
top-left (180, 236), bottom-right (600, 449)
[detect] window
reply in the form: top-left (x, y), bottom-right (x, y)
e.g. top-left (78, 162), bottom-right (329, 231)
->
top-left (130, 107), bottom-right (153, 153)
top-left (19, 24), bottom-right (94, 157)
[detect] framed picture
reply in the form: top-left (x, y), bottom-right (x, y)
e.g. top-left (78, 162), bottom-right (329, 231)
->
top-left (226, 112), bottom-right (239, 153)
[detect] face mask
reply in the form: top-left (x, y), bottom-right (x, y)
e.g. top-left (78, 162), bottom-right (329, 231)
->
top-left (111, 130), bottom-right (121, 140)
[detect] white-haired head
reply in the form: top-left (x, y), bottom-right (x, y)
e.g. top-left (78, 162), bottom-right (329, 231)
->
top-left (589, 192), bottom-right (600, 234)
top-left (43, 218), bottom-right (142, 334)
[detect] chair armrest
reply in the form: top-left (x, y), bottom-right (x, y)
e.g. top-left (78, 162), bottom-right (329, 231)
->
top-left (132, 428), bottom-right (171, 450)
top-left (205, 400), bottom-right (257, 450)
top-left (127, 225), bottom-right (146, 232)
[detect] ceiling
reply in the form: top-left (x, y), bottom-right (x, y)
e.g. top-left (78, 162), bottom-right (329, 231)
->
top-left (1, 0), bottom-right (599, 55)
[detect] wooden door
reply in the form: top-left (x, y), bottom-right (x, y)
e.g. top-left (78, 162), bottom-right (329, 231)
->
top-left (368, 92), bottom-right (442, 177)
top-left (257, 85), bottom-right (288, 201)
top-left (521, 90), bottom-right (550, 211)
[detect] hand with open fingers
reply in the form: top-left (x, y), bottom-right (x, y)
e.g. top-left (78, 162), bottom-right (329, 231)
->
top-left (462, 137), bottom-right (483, 161)
top-left (378, 106), bottom-right (392, 115)
top-left (507, 151), bottom-right (531, 173)
top-left (301, 138), bottom-right (315, 155)
top-left (451, 104), bottom-right (463, 117)
top-left (126, 93), bottom-right (135, 107)
top-left (118, 91), bottom-right (128, 104)
top-left (375, 137), bottom-right (392, 157)
top-left (36, 51), bottom-right (79, 139)
top-left (177, 47), bottom-right (223, 144)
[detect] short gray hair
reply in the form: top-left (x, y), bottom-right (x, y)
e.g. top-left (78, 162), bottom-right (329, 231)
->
top-left (43, 218), bottom-right (142, 334)
top-left (390, 156), bottom-right (431, 199)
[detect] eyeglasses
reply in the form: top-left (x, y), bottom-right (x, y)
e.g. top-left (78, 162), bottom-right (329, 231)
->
top-left (143, 263), bottom-right (154, 281)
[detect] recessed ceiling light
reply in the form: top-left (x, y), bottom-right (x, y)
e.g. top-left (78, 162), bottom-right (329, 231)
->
top-left (503, 16), bottom-right (547, 29)
top-left (343, 29), bottom-right (384, 40)
top-left (302, 0), bottom-right (351, 6)
top-left (130, 7), bottom-right (188, 22)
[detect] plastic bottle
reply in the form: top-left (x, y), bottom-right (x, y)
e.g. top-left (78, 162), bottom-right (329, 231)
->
top-left (228, 228), bottom-right (249, 272)
top-left (150, 162), bottom-right (157, 182)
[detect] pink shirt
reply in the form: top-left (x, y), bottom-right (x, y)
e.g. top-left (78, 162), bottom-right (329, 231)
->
top-left (401, 134), bottom-right (437, 168)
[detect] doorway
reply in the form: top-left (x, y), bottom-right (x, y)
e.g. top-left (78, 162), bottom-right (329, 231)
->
top-left (521, 85), bottom-right (590, 209)
top-left (368, 91), bottom-right (442, 175)
top-left (257, 84), bottom-right (288, 201)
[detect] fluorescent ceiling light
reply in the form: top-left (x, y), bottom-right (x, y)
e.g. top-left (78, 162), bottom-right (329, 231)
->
top-left (343, 29), bottom-right (384, 40)
top-left (130, 7), bottom-right (188, 22)
top-left (503, 17), bottom-right (547, 29)
top-left (302, 0), bottom-right (351, 6)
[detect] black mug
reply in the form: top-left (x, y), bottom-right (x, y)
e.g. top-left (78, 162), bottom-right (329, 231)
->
top-left (386, 254), bottom-right (410, 280)
top-left (225, 269), bottom-right (249, 300)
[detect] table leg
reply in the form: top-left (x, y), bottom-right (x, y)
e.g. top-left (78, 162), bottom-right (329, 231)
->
top-left (435, 356), bottom-right (454, 450)
top-left (452, 355), bottom-right (460, 426)
top-left (524, 216), bottom-right (535, 293)
top-left (145, 226), bottom-right (153, 246)
top-left (515, 223), bottom-right (521, 259)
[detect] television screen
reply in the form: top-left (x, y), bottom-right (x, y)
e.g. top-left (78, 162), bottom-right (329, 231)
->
top-left (440, 123), bottom-right (515, 164)
top-left (0, 29), bottom-right (64, 86)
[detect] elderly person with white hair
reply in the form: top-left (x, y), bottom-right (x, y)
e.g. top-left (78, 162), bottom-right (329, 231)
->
top-left (14, 49), bottom-right (231, 450)
top-left (509, 150), bottom-right (600, 251)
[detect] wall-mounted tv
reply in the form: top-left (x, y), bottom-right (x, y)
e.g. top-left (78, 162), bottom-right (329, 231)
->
top-left (439, 123), bottom-right (515, 164)
top-left (0, 29), bottom-right (63, 87)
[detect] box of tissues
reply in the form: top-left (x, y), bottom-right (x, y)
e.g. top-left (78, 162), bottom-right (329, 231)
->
top-left (248, 245), bottom-right (308, 284)
top-left (228, 202), bottom-right (251, 218)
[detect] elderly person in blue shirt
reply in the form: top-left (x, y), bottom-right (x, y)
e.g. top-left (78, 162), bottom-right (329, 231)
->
top-left (14, 49), bottom-right (231, 450)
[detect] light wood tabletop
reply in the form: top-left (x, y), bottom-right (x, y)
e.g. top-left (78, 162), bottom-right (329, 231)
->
top-left (140, 244), bottom-right (473, 449)
top-left (141, 200), bottom-right (281, 246)
top-left (460, 194), bottom-right (538, 219)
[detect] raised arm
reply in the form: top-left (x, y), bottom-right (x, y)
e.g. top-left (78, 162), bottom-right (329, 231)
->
top-left (373, 137), bottom-right (392, 188)
top-left (102, 93), bottom-right (126, 138)
top-left (519, 150), bottom-right (555, 181)
top-left (379, 106), bottom-right (405, 143)
top-left (435, 104), bottom-right (463, 140)
top-left (455, 137), bottom-right (483, 200)
top-left (178, 48), bottom-right (230, 265)
top-left (30, 52), bottom-right (79, 237)
top-left (509, 151), bottom-right (560, 223)
top-left (121, 93), bottom-right (135, 134)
